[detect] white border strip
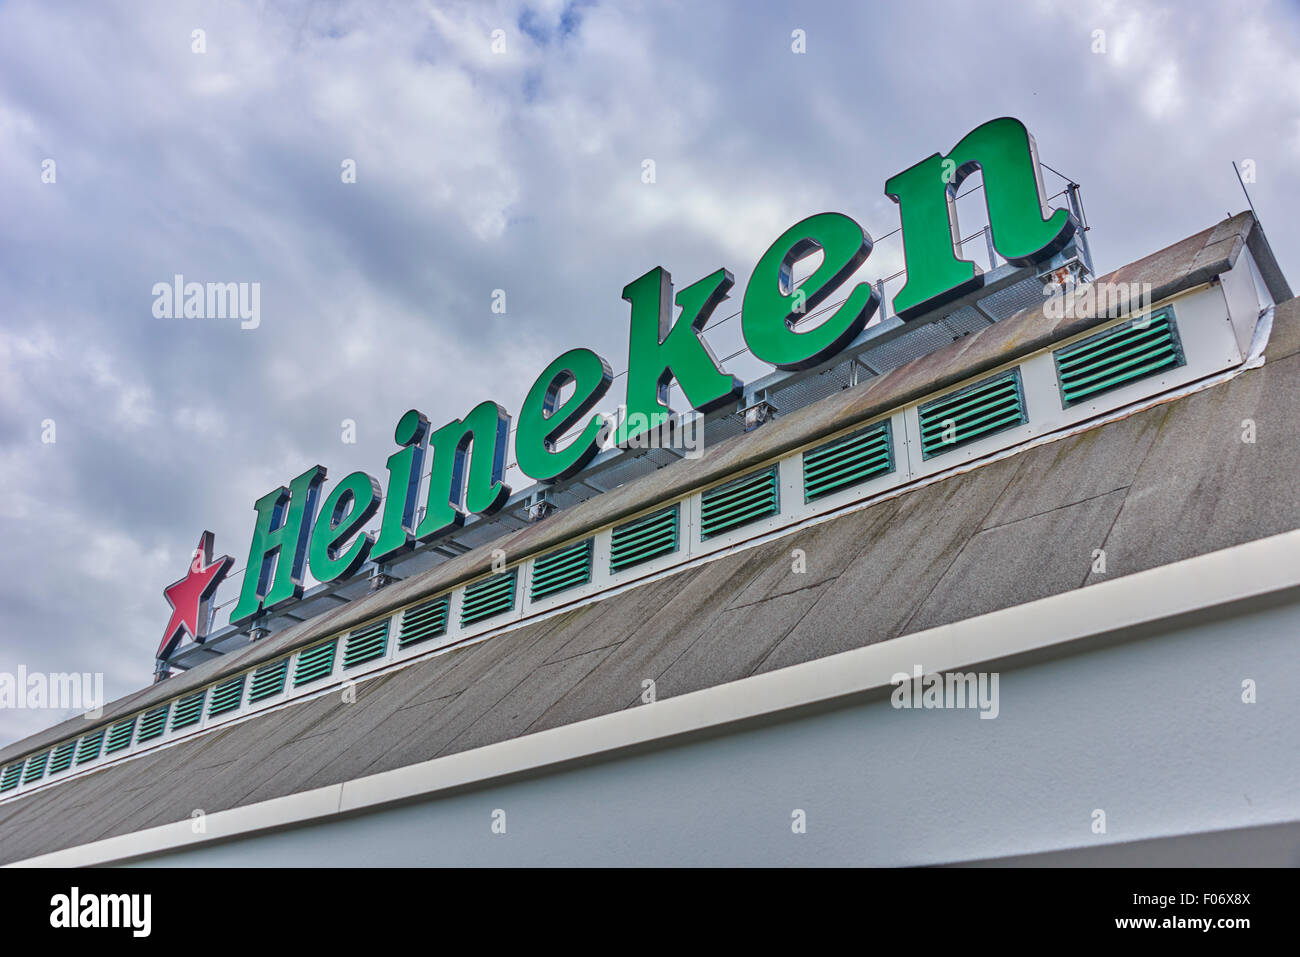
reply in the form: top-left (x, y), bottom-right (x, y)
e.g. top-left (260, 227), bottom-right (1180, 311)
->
top-left (12, 526), bottom-right (1300, 867)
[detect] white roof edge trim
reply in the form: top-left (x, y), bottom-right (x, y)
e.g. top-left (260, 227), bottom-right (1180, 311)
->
top-left (12, 525), bottom-right (1300, 868)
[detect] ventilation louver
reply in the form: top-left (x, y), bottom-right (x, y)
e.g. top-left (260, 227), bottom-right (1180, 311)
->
top-left (207, 675), bottom-right (245, 717)
top-left (803, 422), bottom-right (894, 502)
top-left (22, 752), bottom-right (48, 784)
top-left (75, 729), bottom-right (105, 765)
top-left (48, 740), bottom-right (77, 775)
top-left (171, 691), bottom-right (205, 731)
top-left (137, 704), bottom-right (169, 743)
top-left (530, 539), bottom-right (593, 601)
top-left (1055, 310), bottom-right (1184, 407)
top-left (398, 596), bottom-right (449, 648)
top-left (294, 640), bottom-right (337, 687)
top-left (700, 467), bottom-right (779, 539)
top-left (343, 619), bottom-right (390, 669)
top-left (919, 369), bottom-right (1027, 458)
top-left (248, 658), bottom-right (289, 702)
top-left (461, 571), bottom-right (517, 627)
top-left (610, 506), bottom-right (680, 572)
top-left (105, 718), bottom-right (135, 754)
top-left (0, 762), bottom-right (23, 792)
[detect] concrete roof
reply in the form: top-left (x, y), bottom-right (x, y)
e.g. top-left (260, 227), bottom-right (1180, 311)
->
top-left (0, 214), bottom-right (1295, 863)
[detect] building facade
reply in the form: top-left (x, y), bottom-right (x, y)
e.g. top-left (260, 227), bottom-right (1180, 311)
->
top-left (0, 211), bottom-right (1296, 867)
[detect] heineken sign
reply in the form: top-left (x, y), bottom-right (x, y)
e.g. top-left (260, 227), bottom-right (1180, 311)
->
top-left (170, 117), bottom-right (1073, 641)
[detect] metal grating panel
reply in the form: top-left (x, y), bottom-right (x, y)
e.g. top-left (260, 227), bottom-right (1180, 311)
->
top-left (0, 761), bottom-right (23, 792)
top-left (398, 596), bottom-right (449, 648)
top-left (977, 274), bottom-right (1054, 319)
top-left (293, 640), bottom-right (337, 687)
top-left (530, 539), bottom-right (593, 601)
top-left (803, 421), bottom-right (894, 502)
top-left (919, 369), bottom-right (1027, 458)
top-left (939, 305), bottom-right (993, 336)
top-left (21, 752), bottom-right (48, 784)
top-left (47, 740), bottom-right (77, 775)
top-left (105, 718), bottom-right (135, 754)
top-left (766, 360), bottom-right (856, 411)
top-left (248, 658), bottom-right (289, 702)
top-left (700, 467), bottom-right (779, 539)
top-left (344, 619), bottom-right (390, 669)
top-left (75, 729), bottom-right (105, 765)
top-left (171, 690), bottom-right (205, 731)
top-left (858, 320), bottom-right (957, 375)
top-left (461, 571), bottom-right (517, 627)
top-left (610, 505), bottom-right (679, 572)
top-left (701, 414), bottom-right (746, 448)
top-left (208, 675), bottom-right (246, 717)
top-left (1055, 310), bottom-right (1184, 407)
top-left (136, 704), bottom-right (169, 743)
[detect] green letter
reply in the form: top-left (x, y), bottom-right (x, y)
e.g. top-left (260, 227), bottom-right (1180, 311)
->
top-left (517, 348), bottom-right (613, 482)
top-left (741, 211), bottom-right (879, 370)
top-left (616, 266), bottom-right (742, 446)
top-left (415, 400), bottom-right (513, 541)
top-left (230, 464), bottom-right (327, 626)
top-left (885, 116), bottom-right (1074, 319)
top-left (371, 409), bottom-right (430, 564)
top-left (308, 471), bottom-right (382, 583)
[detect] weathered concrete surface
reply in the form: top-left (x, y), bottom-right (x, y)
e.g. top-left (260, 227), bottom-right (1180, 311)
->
top-left (0, 235), bottom-right (1294, 865)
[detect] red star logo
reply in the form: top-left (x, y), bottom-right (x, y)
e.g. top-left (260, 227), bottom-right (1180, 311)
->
top-left (159, 531), bottom-right (233, 660)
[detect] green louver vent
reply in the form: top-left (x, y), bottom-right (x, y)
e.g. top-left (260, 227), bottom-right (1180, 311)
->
top-left (48, 740), bottom-right (77, 775)
top-left (398, 596), bottom-right (449, 648)
top-left (171, 691), bottom-right (205, 731)
top-left (461, 571), bottom-right (517, 627)
top-left (207, 675), bottom-right (245, 717)
top-left (530, 539), bottom-right (593, 601)
top-left (803, 422), bottom-right (894, 502)
top-left (0, 762), bottom-right (23, 792)
top-left (22, 752), bottom-right (48, 784)
top-left (919, 369), bottom-right (1027, 459)
top-left (105, 718), bottom-right (135, 754)
top-left (1055, 310), bottom-right (1184, 407)
top-left (248, 658), bottom-right (289, 702)
top-left (294, 640), bottom-right (337, 687)
top-left (137, 704), bottom-right (169, 743)
top-left (700, 467), bottom-right (779, 539)
top-left (610, 505), bottom-right (680, 572)
top-left (344, 619), bottom-right (390, 669)
top-left (76, 729), bottom-right (105, 765)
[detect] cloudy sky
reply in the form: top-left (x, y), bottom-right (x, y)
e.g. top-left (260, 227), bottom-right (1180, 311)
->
top-left (1, 0), bottom-right (1297, 745)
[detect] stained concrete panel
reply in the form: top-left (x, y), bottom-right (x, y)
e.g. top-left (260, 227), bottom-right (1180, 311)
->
top-left (981, 409), bottom-right (1166, 529)
top-left (726, 498), bottom-right (904, 609)
top-left (906, 489), bottom-right (1128, 632)
top-left (754, 456), bottom-right (1022, 674)
top-left (1086, 352), bottom-right (1300, 583)
top-left (446, 645), bottom-right (618, 755)
top-left (524, 550), bottom-right (775, 733)
top-left (655, 583), bottom-right (829, 698)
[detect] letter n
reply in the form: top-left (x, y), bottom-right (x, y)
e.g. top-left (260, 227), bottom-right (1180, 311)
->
top-left (415, 402), bottom-right (512, 541)
top-left (884, 117), bottom-right (1075, 319)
